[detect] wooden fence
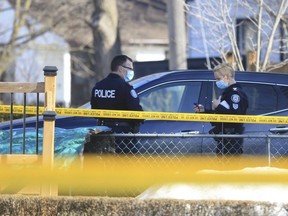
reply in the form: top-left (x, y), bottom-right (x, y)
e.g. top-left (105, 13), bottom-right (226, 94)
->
top-left (0, 66), bottom-right (58, 196)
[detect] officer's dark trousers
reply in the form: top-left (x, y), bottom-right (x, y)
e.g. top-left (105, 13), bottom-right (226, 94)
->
top-left (216, 137), bottom-right (243, 155)
top-left (111, 125), bottom-right (139, 154)
top-left (215, 129), bottom-right (243, 155)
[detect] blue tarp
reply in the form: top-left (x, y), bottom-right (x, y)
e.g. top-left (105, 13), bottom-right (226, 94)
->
top-left (0, 126), bottom-right (111, 156)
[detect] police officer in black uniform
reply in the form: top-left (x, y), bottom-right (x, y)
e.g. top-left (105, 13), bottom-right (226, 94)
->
top-left (194, 63), bottom-right (248, 155)
top-left (90, 55), bottom-right (143, 153)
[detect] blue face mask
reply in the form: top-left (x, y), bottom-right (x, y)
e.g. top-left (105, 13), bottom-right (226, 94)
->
top-left (216, 79), bottom-right (228, 89)
top-left (124, 70), bottom-right (134, 82)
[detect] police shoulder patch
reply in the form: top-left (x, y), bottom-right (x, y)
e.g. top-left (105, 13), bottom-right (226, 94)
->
top-left (233, 103), bottom-right (239, 110)
top-left (231, 94), bottom-right (240, 103)
top-left (130, 89), bottom-right (138, 98)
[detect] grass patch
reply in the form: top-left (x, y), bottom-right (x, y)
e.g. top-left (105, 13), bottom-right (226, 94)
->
top-left (0, 113), bottom-right (33, 122)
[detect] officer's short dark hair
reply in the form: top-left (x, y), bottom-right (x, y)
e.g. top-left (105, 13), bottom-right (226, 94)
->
top-left (111, 55), bottom-right (133, 71)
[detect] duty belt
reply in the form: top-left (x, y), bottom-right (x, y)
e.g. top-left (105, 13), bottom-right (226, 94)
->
top-left (98, 120), bottom-right (131, 127)
top-left (224, 126), bottom-right (244, 134)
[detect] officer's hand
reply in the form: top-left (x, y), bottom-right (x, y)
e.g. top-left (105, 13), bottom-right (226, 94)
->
top-left (212, 96), bottom-right (221, 110)
top-left (194, 104), bottom-right (205, 113)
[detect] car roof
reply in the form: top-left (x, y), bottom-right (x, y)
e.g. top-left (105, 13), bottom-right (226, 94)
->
top-left (132, 70), bottom-right (288, 88)
top-left (80, 70), bottom-right (288, 109)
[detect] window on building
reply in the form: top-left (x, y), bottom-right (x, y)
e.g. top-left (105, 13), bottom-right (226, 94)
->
top-left (236, 19), bottom-right (257, 55)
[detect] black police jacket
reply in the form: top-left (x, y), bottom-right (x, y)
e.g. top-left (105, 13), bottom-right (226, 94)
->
top-left (90, 73), bottom-right (143, 125)
top-left (210, 82), bottom-right (248, 133)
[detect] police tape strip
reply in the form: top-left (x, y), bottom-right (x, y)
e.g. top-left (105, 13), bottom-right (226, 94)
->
top-left (0, 105), bottom-right (288, 124)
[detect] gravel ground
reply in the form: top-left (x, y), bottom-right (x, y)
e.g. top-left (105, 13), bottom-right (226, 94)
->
top-left (0, 195), bottom-right (287, 216)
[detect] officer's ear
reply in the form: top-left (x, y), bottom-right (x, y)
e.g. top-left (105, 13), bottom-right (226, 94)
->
top-left (118, 65), bottom-right (125, 73)
top-left (118, 66), bottom-right (126, 78)
top-left (223, 74), bottom-right (230, 81)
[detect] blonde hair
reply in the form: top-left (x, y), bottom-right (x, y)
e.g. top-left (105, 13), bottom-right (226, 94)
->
top-left (213, 63), bottom-right (235, 78)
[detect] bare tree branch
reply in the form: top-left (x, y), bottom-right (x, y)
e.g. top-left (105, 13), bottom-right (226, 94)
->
top-left (186, 0), bottom-right (288, 72)
top-left (256, 0), bottom-right (263, 71)
top-left (261, 0), bottom-right (288, 70)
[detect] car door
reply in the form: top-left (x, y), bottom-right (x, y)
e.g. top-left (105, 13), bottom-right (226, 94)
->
top-left (138, 80), bottom-right (210, 154)
top-left (240, 82), bottom-right (288, 156)
top-left (204, 81), bottom-right (288, 156)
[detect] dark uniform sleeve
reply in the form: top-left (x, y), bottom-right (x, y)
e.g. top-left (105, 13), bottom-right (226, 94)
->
top-left (120, 82), bottom-right (144, 125)
top-left (123, 83), bottom-right (143, 111)
top-left (215, 88), bottom-right (248, 115)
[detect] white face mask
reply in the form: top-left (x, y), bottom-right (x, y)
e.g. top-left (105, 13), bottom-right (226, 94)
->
top-left (216, 79), bottom-right (229, 89)
top-left (124, 70), bottom-right (134, 82)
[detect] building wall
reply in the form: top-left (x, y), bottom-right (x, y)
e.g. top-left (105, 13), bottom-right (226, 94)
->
top-left (0, 0), bottom-right (71, 107)
top-left (186, 0), bottom-right (282, 64)
top-left (14, 44), bottom-right (71, 107)
top-left (122, 40), bottom-right (168, 62)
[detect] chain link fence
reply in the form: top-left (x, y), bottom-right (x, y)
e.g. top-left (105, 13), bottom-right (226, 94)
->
top-left (77, 131), bottom-right (288, 196)
top-left (84, 132), bottom-right (288, 166)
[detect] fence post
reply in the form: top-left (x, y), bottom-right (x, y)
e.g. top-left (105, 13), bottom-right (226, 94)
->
top-left (267, 136), bottom-right (271, 167)
top-left (41, 66), bottom-right (57, 196)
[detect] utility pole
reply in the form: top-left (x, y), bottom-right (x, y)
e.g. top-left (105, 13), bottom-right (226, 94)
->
top-left (167, 0), bottom-right (187, 70)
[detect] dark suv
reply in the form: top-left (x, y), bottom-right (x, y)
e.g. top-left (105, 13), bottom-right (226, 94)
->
top-left (133, 70), bottom-right (288, 155)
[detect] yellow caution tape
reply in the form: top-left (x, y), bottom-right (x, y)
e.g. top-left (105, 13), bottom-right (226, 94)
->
top-left (0, 105), bottom-right (287, 124)
top-left (1, 156), bottom-right (288, 196)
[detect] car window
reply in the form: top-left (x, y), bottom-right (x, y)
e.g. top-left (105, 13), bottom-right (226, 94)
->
top-left (242, 83), bottom-right (277, 115)
top-left (139, 82), bottom-right (202, 113)
top-left (278, 86), bottom-right (288, 110)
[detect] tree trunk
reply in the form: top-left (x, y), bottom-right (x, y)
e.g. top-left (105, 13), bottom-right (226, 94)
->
top-left (91, 0), bottom-right (121, 89)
